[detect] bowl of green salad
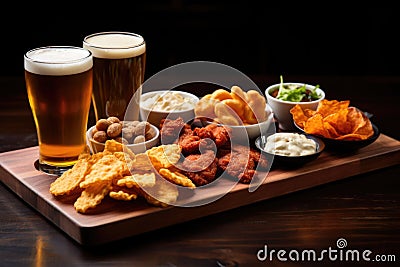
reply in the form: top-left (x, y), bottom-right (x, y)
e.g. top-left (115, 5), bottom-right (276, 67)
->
top-left (265, 76), bottom-right (325, 130)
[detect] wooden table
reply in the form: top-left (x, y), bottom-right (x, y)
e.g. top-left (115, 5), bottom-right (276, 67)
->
top-left (1, 75), bottom-right (399, 266)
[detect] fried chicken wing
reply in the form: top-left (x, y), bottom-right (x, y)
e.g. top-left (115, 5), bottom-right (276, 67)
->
top-left (159, 117), bottom-right (186, 144)
top-left (178, 134), bottom-right (207, 155)
top-left (160, 118), bottom-right (267, 184)
top-left (161, 118), bottom-right (231, 155)
top-left (177, 150), bottom-right (218, 186)
top-left (217, 145), bottom-right (268, 183)
top-left (193, 123), bottom-right (231, 148)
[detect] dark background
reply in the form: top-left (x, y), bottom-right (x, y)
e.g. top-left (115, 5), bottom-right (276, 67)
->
top-left (3, 3), bottom-right (399, 80)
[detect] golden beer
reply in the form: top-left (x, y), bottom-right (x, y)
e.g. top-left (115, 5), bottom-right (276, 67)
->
top-left (24, 46), bottom-right (93, 174)
top-left (83, 32), bottom-right (146, 121)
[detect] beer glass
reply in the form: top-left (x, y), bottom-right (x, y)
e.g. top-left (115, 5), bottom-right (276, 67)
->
top-left (24, 46), bottom-right (93, 175)
top-left (83, 31), bottom-right (146, 121)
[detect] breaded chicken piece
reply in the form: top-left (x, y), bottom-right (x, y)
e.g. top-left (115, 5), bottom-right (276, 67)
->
top-left (159, 117), bottom-right (186, 144)
top-left (178, 150), bottom-right (218, 186)
top-left (193, 123), bottom-right (231, 148)
top-left (217, 145), bottom-right (268, 183)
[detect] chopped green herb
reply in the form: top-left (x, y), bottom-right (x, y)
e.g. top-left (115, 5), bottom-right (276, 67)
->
top-left (276, 75), bottom-right (321, 102)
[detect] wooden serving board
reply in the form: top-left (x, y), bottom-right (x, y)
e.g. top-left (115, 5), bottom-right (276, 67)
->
top-left (1, 134), bottom-right (399, 246)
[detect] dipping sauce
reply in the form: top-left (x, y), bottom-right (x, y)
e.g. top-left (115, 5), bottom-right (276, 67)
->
top-left (264, 132), bottom-right (317, 156)
top-left (141, 91), bottom-right (197, 112)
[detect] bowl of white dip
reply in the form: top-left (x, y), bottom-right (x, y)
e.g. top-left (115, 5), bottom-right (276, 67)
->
top-left (255, 132), bottom-right (325, 166)
top-left (140, 90), bottom-right (199, 128)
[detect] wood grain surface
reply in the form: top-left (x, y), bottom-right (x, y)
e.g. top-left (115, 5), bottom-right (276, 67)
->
top-left (1, 134), bottom-right (399, 245)
top-left (2, 75), bottom-right (400, 266)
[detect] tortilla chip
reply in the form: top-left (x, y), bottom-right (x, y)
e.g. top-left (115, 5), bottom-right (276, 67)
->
top-left (291, 99), bottom-right (374, 140)
top-left (290, 104), bottom-right (309, 129)
top-left (316, 99), bottom-right (350, 117)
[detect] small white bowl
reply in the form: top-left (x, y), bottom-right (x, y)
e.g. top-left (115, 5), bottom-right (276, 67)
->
top-left (265, 83), bottom-right (325, 131)
top-left (86, 123), bottom-right (160, 154)
top-left (140, 90), bottom-right (199, 128)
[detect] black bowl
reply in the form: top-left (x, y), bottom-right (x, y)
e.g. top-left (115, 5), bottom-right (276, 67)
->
top-left (293, 122), bottom-right (380, 151)
top-left (255, 134), bottom-right (325, 166)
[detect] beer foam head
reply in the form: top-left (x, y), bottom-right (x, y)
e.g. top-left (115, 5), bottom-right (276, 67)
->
top-left (24, 46), bottom-right (93, 76)
top-left (83, 32), bottom-right (146, 59)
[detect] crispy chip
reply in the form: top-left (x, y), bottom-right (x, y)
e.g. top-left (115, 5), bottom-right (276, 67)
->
top-left (194, 95), bottom-right (217, 119)
top-left (290, 104), bottom-right (310, 129)
top-left (78, 149), bottom-right (91, 160)
top-left (104, 139), bottom-right (136, 159)
top-left (304, 108), bottom-right (316, 118)
top-left (323, 120), bottom-right (340, 139)
top-left (109, 190), bottom-right (138, 201)
top-left (347, 107), bottom-right (366, 133)
top-left (132, 153), bottom-right (153, 171)
top-left (117, 173), bottom-right (156, 189)
top-left (146, 144), bottom-right (181, 171)
top-left (245, 90), bottom-right (267, 124)
top-left (337, 107), bottom-right (373, 140)
top-left (159, 168), bottom-right (196, 188)
top-left (354, 118), bottom-right (373, 137)
top-left (140, 177), bottom-right (179, 208)
top-left (51, 141), bottom-right (183, 213)
top-left (323, 108), bottom-right (350, 135)
top-left (109, 183), bottom-right (139, 200)
top-left (316, 99), bottom-right (350, 117)
top-left (49, 157), bottom-right (91, 197)
top-left (304, 114), bottom-right (329, 137)
top-left (291, 99), bottom-right (374, 140)
top-left (79, 154), bottom-right (125, 188)
top-left (214, 102), bottom-right (241, 126)
top-left (74, 181), bottom-right (112, 213)
top-left (104, 139), bottom-right (123, 153)
top-left (113, 151), bottom-right (135, 176)
top-left (230, 85), bottom-right (248, 102)
top-left (210, 88), bottom-right (233, 101)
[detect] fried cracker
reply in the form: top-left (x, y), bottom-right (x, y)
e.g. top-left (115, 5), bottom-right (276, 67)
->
top-left (109, 190), bottom-right (138, 201)
top-left (117, 173), bottom-right (156, 189)
top-left (104, 139), bottom-right (136, 159)
top-left (104, 139), bottom-right (123, 153)
top-left (141, 177), bottom-right (179, 208)
top-left (109, 183), bottom-right (139, 200)
top-left (159, 168), bottom-right (196, 188)
top-left (79, 154), bottom-right (125, 188)
top-left (132, 153), bottom-right (153, 171)
top-left (146, 144), bottom-right (181, 171)
top-left (74, 181), bottom-right (112, 213)
top-left (49, 158), bottom-right (91, 197)
top-left (113, 151), bottom-right (136, 176)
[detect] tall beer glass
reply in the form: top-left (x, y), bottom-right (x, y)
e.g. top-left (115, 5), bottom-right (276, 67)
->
top-left (83, 31), bottom-right (146, 121)
top-left (24, 46), bottom-right (93, 175)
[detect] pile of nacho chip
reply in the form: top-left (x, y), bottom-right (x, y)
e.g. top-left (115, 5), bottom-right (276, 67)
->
top-left (49, 140), bottom-right (195, 214)
top-left (290, 99), bottom-right (374, 140)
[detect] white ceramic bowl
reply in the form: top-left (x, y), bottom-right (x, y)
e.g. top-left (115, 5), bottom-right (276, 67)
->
top-left (265, 82), bottom-right (325, 131)
top-left (86, 122), bottom-right (160, 154)
top-left (139, 90), bottom-right (199, 128)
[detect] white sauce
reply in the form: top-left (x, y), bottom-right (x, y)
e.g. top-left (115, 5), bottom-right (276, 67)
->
top-left (141, 92), bottom-right (197, 112)
top-left (264, 132), bottom-right (317, 156)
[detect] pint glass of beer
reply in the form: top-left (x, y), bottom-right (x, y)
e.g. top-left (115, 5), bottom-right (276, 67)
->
top-left (24, 46), bottom-right (93, 175)
top-left (83, 31), bottom-right (146, 121)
